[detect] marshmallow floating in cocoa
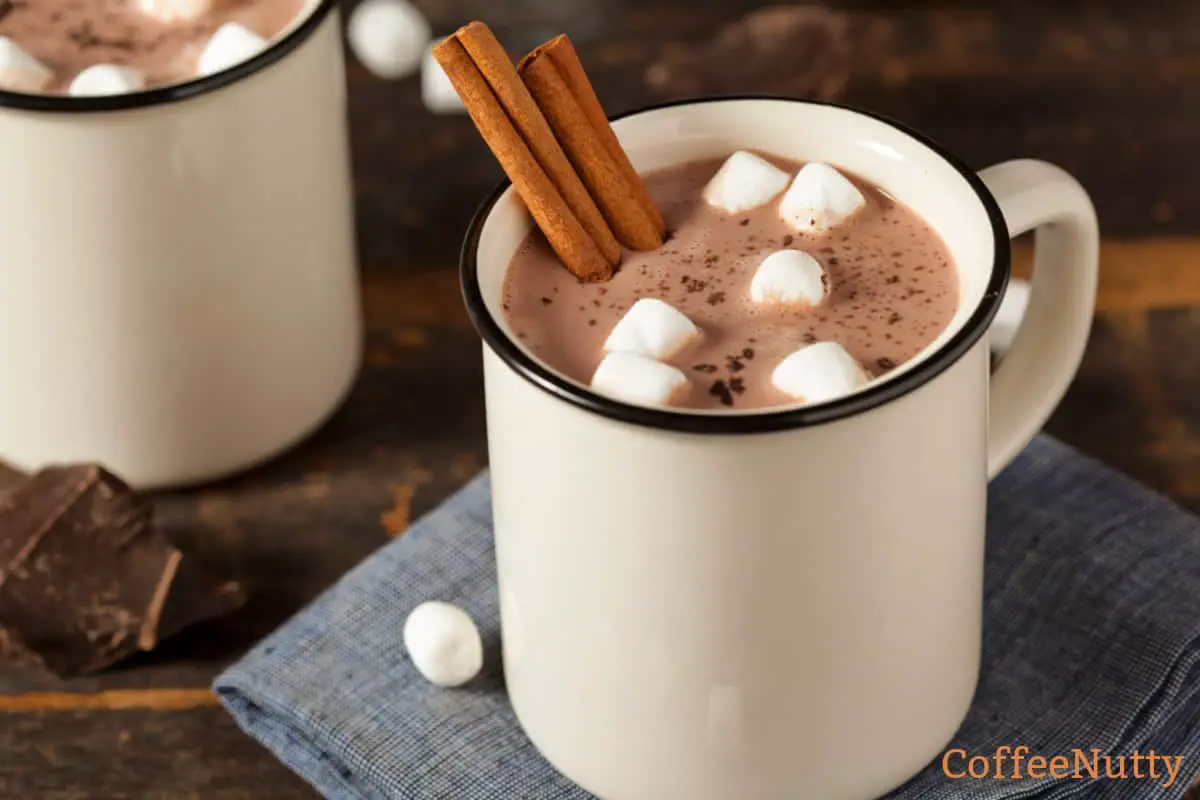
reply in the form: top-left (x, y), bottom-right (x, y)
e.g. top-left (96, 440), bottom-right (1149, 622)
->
top-left (779, 162), bottom-right (866, 234)
top-left (348, 0), bottom-right (431, 80)
top-left (772, 341), bottom-right (868, 404)
top-left (591, 351), bottom-right (690, 407)
top-left (69, 64), bottom-right (145, 97)
top-left (403, 601), bottom-right (484, 688)
top-left (702, 150), bottom-right (791, 214)
top-left (137, 0), bottom-right (213, 22)
top-left (421, 39), bottom-right (465, 113)
top-left (0, 37), bottom-right (52, 93)
top-left (198, 22), bottom-right (267, 77)
top-left (750, 249), bottom-right (827, 307)
top-left (604, 298), bottom-right (700, 361)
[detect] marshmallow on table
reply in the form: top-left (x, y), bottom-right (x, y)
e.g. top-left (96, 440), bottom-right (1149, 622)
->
top-left (348, 0), bottom-right (431, 80)
top-left (137, 0), bottom-right (213, 22)
top-left (604, 298), bottom-right (700, 361)
top-left (772, 341), bottom-right (869, 404)
top-left (421, 39), bottom-right (465, 114)
top-left (990, 278), bottom-right (1031, 355)
top-left (69, 65), bottom-right (145, 97)
top-left (779, 162), bottom-right (866, 234)
top-left (403, 601), bottom-right (484, 688)
top-left (0, 37), bottom-right (52, 94)
top-left (702, 151), bottom-right (791, 214)
top-left (750, 249), bottom-right (827, 307)
top-left (592, 351), bottom-right (690, 407)
top-left (197, 23), bottom-right (267, 77)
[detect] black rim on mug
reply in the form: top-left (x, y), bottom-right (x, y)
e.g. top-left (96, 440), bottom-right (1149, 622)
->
top-left (0, 0), bottom-right (338, 113)
top-left (460, 96), bottom-right (1012, 434)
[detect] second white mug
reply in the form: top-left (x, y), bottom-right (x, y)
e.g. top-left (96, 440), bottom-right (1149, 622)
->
top-left (0, 0), bottom-right (362, 490)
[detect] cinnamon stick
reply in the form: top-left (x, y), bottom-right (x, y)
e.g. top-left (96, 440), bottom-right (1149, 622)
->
top-left (453, 22), bottom-right (621, 267)
top-left (433, 36), bottom-right (614, 281)
top-left (519, 45), bottom-right (664, 251)
top-left (519, 36), bottom-right (665, 247)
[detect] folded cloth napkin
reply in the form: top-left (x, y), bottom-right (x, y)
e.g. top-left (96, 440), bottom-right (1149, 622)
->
top-left (216, 435), bottom-right (1200, 799)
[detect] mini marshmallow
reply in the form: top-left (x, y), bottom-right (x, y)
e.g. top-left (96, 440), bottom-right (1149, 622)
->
top-left (604, 298), bottom-right (700, 360)
top-left (750, 249), bottom-right (827, 307)
top-left (990, 278), bottom-right (1031, 355)
top-left (421, 39), bottom-right (465, 114)
top-left (779, 162), bottom-right (867, 234)
top-left (137, 0), bottom-right (212, 22)
top-left (0, 37), bottom-right (52, 93)
top-left (591, 351), bottom-right (689, 407)
top-left (403, 601), bottom-right (484, 688)
top-left (772, 341), bottom-right (869, 404)
top-left (69, 64), bottom-right (145, 97)
top-left (702, 151), bottom-right (790, 214)
top-left (197, 22), bottom-right (267, 77)
top-left (348, 0), bottom-right (431, 80)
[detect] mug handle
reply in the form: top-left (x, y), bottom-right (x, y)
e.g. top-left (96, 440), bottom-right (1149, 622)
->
top-left (977, 160), bottom-right (1100, 479)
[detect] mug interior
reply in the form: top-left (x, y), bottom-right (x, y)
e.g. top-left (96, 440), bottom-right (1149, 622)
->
top-left (465, 97), bottom-right (1009, 431)
top-left (0, 0), bottom-right (333, 113)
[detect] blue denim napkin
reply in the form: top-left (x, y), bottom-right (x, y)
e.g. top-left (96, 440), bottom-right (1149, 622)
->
top-left (215, 435), bottom-right (1200, 799)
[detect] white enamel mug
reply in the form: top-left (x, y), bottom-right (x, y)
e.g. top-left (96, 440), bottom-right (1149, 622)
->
top-left (462, 98), bottom-right (1099, 799)
top-left (0, 0), bottom-right (361, 490)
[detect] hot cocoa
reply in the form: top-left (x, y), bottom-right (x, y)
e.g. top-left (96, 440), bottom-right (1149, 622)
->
top-left (502, 153), bottom-right (958, 410)
top-left (0, 0), bottom-right (307, 94)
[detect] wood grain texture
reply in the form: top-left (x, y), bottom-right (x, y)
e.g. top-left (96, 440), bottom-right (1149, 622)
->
top-left (0, 708), bottom-right (312, 799)
top-left (4, 0), bottom-right (1200, 796)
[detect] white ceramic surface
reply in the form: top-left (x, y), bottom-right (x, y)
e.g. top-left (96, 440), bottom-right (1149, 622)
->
top-left (0, 0), bottom-right (362, 489)
top-left (465, 99), bottom-right (1098, 799)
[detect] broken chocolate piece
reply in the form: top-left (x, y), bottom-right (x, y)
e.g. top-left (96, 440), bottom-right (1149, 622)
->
top-left (0, 465), bottom-right (244, 678)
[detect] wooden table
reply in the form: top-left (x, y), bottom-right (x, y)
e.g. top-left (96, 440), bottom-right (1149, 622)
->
top-left (4, 1), bottom-right (1200, 796)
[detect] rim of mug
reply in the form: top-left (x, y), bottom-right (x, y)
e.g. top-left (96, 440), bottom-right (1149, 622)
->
top-left (460, 95), bottom-right (1012, 434)
top-left (0, 0), bottom-right (337, 113)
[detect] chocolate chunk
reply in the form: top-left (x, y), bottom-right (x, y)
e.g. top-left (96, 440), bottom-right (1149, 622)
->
top-left (742, 347), bottom-right (755, 359)
top-left (706, 291), bottom-right (726, 306)
top-left (693, 363), bottom-right (719, 373)
top-left (729, 377), bottom-right (746, 394)
top-left (709, 380), bottom-right (735, 406)
top-left (876, 357), bottom-right (897, 371)
top-left (781, 234), bottom-right (794, 246)
top-left (0, 466), bottom-right (245, 678)
top-left (541, 297), bottom-right (552, 305)
top-left (726, 356), bottom-right (745, 372)
top-left (739, 218), bottom-right (750, 226)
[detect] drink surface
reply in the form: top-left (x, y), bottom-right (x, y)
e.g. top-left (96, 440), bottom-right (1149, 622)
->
top-left (0, 0), bottom-right (306, 92)
top-left (502, 153), bottom-right (959, 411)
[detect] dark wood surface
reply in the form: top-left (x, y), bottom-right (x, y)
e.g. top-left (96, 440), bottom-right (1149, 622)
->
top-left (4, 1), bottom-right (1200, 797)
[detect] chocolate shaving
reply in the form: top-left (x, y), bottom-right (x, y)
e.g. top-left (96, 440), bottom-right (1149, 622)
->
top-left (0, 466), bottom-right (245, 678)
top-left (709, 380), bottom-right (735, 406)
